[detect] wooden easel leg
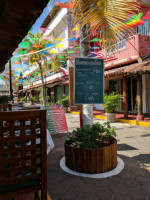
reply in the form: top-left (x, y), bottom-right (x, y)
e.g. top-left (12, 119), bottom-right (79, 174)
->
top-left (79, 106), bottom-right (83, 128)
top-left (34, 191), bottom-right (40, 200)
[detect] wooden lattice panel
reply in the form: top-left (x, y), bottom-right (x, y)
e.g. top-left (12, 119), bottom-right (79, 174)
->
top-left (0, 110), bottom-right (47, 196)
top-left (0, 104), bottom-right (12, 111)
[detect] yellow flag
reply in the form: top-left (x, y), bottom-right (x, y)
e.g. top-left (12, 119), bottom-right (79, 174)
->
top-left (56, 44), bottom-right (64, 48)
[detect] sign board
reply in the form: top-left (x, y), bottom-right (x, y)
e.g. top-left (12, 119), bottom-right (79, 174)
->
top-left (46, 105), bottom-right (68, 134)
top-left (74, 58), bottom-right (104, 104)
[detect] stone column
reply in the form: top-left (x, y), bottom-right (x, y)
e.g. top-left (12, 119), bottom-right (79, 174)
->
top-left (123, 77), bottom-right (128, 118)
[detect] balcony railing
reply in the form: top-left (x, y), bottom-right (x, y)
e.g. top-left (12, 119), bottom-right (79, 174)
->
top-left (99, 34), bottom-right (150, 69)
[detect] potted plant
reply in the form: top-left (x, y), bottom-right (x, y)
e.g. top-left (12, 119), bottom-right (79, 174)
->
top-left (65, 122), bottom-right (117, 174)
top-left (57, 94), bottom-right (70, 113)
top-left (0, 96), bottom-right (10, 104)
top-left (21, 96), bottom-right (27, 103)
top-left (104, 92), bottom-right (122, 123)
top-left (30, 96), bottom-right (36, 105)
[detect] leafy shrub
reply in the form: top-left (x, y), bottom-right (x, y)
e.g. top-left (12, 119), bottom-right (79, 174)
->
top-left (30, 96), bottom-right (36, 104)
top-left (0, 96), bottom-right (10, 104)
top-left (66, 122), bottom-right (116, 149)
top-left (21, 96), bottom-right (27, 102)
top-left (56, 94), bottom-right (69, 108)
top-left (104, 92), bottom-right (122, 113)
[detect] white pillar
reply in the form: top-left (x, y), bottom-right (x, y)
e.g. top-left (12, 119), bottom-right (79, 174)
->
top-left (82, 104), bottom-right (93, 126)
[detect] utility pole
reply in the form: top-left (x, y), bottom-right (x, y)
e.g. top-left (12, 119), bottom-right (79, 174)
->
top-left (9, 59), bottom-right (13, 103)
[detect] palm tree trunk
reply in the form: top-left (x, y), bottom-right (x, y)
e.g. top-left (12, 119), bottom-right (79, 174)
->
top-left (80, 23), bottom-right (93, 126)
top-left (39, 64), bottom-right (45, 106)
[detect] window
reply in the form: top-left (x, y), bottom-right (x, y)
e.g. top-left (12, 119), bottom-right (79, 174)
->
top-left (137, 20), bottom-right (150, 36)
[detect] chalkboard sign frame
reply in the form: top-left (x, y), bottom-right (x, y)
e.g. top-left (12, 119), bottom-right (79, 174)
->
top-left (74, 57), bottom-right (104, 105)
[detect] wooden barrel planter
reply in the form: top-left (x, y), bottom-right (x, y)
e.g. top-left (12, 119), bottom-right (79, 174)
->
top-left (65, 140), bottom-right (117, 174)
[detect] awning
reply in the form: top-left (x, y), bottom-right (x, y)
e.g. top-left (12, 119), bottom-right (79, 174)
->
top-left (0, 0), bottom-right (49, 72)
top-left (15, 75), bottom-right (69, 93)
top-left (105, 61), bottom-right (150, 77)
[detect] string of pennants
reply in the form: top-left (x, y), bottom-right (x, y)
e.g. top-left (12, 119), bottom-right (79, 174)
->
top-left (6, 2), bottom-right (150, 88)
top-left (13, 10), bottom-right (149, 60)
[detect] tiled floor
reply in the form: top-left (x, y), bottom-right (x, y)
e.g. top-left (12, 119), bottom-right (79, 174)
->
top-left (47, 113), bottom-right (150, 200)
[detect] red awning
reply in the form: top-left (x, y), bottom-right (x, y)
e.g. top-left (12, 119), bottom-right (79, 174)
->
top-left (105, 61), bottom-right (150, 77)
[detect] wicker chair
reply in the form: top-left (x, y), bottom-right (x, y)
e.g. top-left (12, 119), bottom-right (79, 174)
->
top-left (0, 110), bottom-right (47, 200)
top-left (0, 104), bottom-right (12, 111)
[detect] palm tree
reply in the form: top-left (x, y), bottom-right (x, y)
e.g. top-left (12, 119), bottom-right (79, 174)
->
top-left (72, 0), bottom-right (140, 125)
top-left (15, 31), bottom-right (53, 106)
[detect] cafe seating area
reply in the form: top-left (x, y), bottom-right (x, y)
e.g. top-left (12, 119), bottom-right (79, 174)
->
top-left (0, 105), bottom-right (48, 200)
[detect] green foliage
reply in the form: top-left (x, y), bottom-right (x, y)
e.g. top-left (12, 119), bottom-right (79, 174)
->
top-left (56, 94), bottom-right (69, 107)
top-left (0, 96), bottom-right (10, 104)
top-left (104, 92), bottom-right (122, 113)
top-left (38, 87), bottom-right (54, 105)
top-left (66, 122), bottom-right (116, 149)
top-left (30, 96), bottom-right (36, 104)
top-left (21, 96), bottom-right (27, 102)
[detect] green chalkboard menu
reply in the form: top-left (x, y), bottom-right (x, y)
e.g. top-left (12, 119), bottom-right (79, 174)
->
top-left (74, 58), bottom-right (104, 104)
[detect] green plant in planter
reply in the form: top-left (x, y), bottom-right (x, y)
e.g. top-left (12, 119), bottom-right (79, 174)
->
top-left (56, 94), bottom-right (69, 108)
top-left (104, 92), bottom-right (122, 113)
top-left (0, 96), bottom-right (10, 104)
top-left (66, 122), bottom-right (116, 149)
top-left (21, 96), bottom-right (27, 103)
top-left (30, 96), bottom-right (36, 104)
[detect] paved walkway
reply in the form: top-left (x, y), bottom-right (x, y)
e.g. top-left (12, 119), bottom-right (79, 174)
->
top-left (69, 110), bottom-right (150, 127)
top-left (47, 113), bottom-right (150, 200)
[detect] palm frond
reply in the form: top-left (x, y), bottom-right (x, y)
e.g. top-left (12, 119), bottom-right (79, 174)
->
top-left (74, 0), bottom-right (141, 50)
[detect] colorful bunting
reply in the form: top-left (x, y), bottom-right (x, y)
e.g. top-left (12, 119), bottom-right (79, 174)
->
top-left (56, 44), bottom-right (64, 48)
top-left (19, 51), bottom-right (27, 55)
top-left (45, 43), bottom-right (54, 47)
top-left (58, 56), bottom-right (64, 59)
top-left (40, 52), bottom-right (48, 54)
top-left (32, 45), bottom-right (43, 47)
top-left (29, 27), bottom-right (33, 32)
top-left (91, 47), bottom-right (100, 49)
top-left (72, 25), bottom-right (80, 32)
top-left (91, 38), bottom-right (99, 42)
top-left (12, 58), bottom-right (20, 61)
top-left (55, 38), bottom-right (64, 41)
top-left (14, 62), bottom-right (21, 64)
top-left (69, 37), bottom-right (78, 41)
top-left (60, 52), bottom-right (66, 54)
top-left (19, 42), bottom-right (30, 48)
top-left (49, 50), bottom-right (57, 54)
top-left (142, 12), bottom-right (150, 20)
top-left (29, 38), bottom-right (38, 41)
top-left (56, 2), bottom-right (75, 9)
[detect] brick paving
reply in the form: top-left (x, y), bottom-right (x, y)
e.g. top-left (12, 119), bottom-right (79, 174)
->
top-left (47, 114), bottom-right (150, 200)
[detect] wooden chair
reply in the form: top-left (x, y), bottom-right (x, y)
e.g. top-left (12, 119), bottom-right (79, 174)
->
top-left (0, 104), bottom-right (12, 111)
top-left (0, 110), bottom-right (47, 200)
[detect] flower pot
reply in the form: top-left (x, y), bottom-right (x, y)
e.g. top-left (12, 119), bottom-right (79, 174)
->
top-left (64, 107), bottom-right (68, 113)
top-left (65, 140), bottom-right (117, 174)
top-left (105, 113), bottom-right (116, 123)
